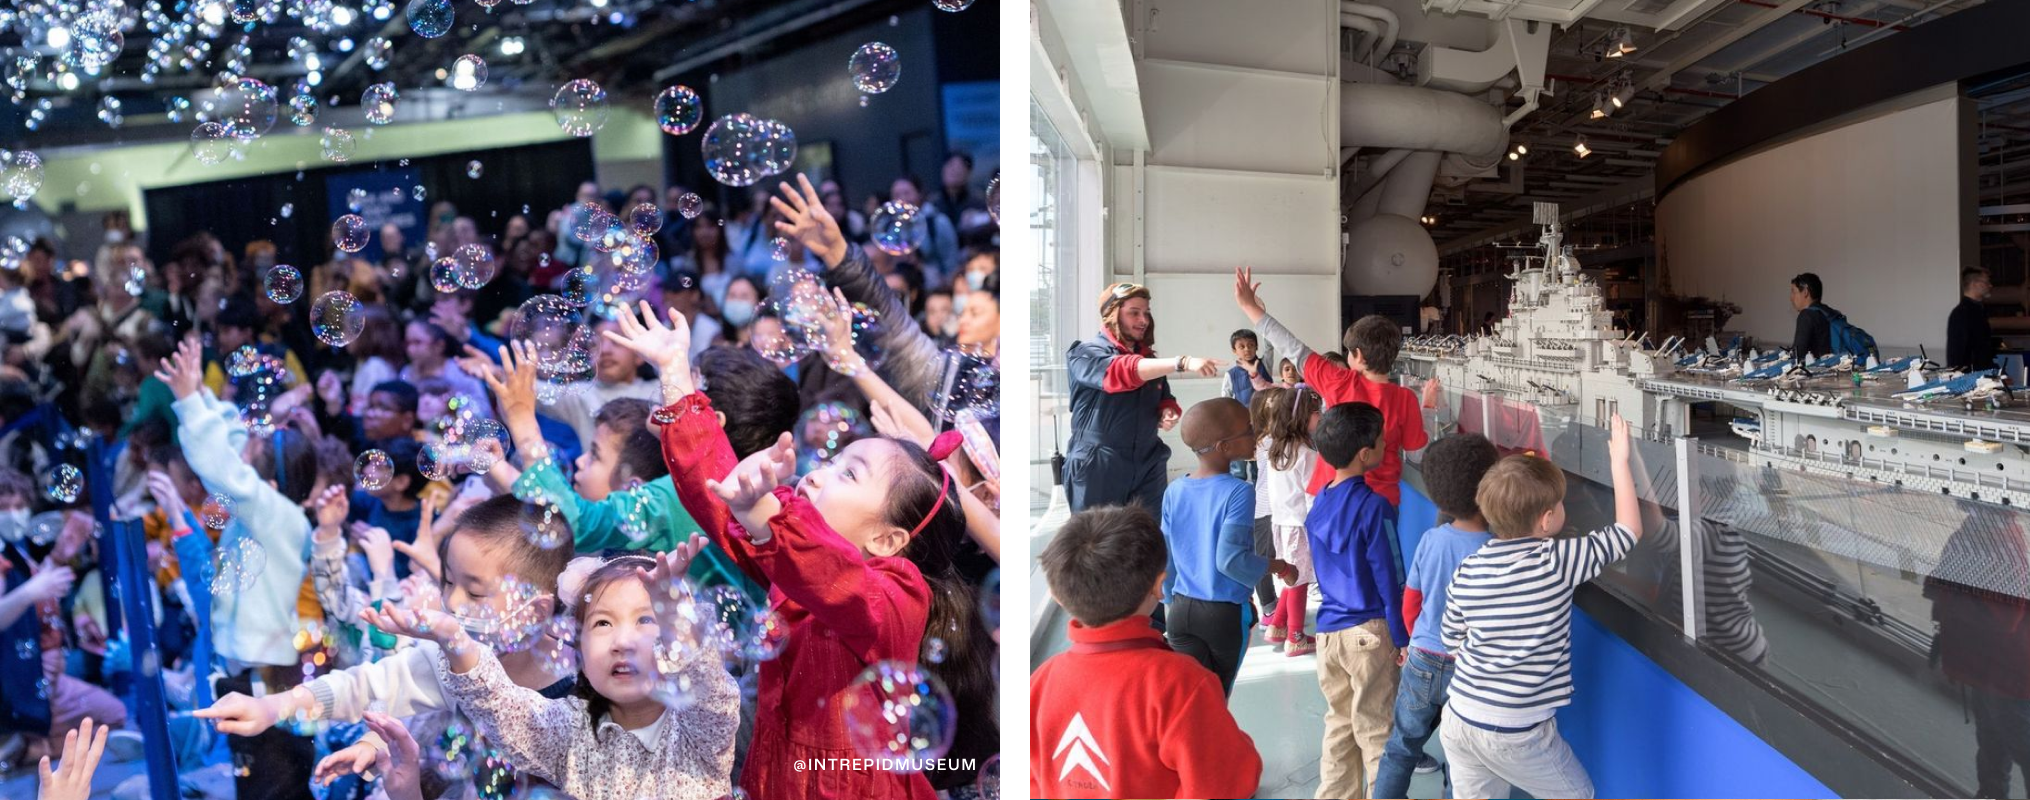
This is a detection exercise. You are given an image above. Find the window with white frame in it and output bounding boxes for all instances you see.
[1030,97,1081,515]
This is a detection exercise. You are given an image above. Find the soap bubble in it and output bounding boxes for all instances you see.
[985,176,999,224]
[1,150,43,204]
[280,204,294,219]
[849,42,901,93]
[870,201,926,256]
[841,661,957,766]
[263,265,304,304]
[551,79,609,137]
[406,0,454,38]
[169,96,194,124]
[560,266,596,306]
[97,97,123,129]
[362,83,399,125]
[654,85,702,135]
[28,512,65,545]
[453,244,496,289]
[449,55,486,91]
[975,755,1000,800]
[520,495,569,550]
[347,188,369,212]
[43,465,82,504]
[535,616,578,680]
[287,94,317,126]
[209,537,267,595]
[466,160,482,179]
[462,419,508,472]
[608,234,657,275]
[332,215,371,253]
[429,258,461,294]
[215,77,279,140]
[512,295,596,379]
[355,449,393,490]
[771,237,789,261]
[628,203,664,236]
[759,120,798,175]
[928,348,999,422]
[310,291,367,346]
[700,113,773,187]
[200,493,236,528]
[924,637,947,664]
[677,193,703,219]
[319,127,357,162]
[364,37,392,70]
[932,0,975,10]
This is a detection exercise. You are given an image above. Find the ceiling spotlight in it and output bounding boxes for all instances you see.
[1605,26,1636,57]
[1515,143,1528,155]
[1574,134,1592,158]
[500,36,525,56]
[1612,79,1636,109]
[1590,92,1610,119]
[1508,151,1520,161]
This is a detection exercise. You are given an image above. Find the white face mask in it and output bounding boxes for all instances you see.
[965,271,987,291]
[105,230,126,244]
[0,508,27,541]
[722,299,757,327]
[951,293,968,315]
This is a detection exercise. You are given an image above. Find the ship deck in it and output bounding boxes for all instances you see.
[1646,371,2030,444]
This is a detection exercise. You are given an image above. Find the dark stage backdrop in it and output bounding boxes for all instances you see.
[143,138,595,269]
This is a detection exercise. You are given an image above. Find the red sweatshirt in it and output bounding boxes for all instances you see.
[1030,616,1262,799]
[1300,355,1428,506]
[658,393,935,800]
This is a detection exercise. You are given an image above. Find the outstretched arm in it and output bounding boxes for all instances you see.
[1237,266,1327,373]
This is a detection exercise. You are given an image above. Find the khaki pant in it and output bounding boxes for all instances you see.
[1315,618,1400,799]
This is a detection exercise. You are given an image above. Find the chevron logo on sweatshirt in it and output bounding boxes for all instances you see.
[1053,712,1111,790]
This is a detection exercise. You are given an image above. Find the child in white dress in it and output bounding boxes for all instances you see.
[1254,384,1323,656]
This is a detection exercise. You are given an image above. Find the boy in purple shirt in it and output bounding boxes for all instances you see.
[1305,401,1406,798]
[1371,432,1501,798]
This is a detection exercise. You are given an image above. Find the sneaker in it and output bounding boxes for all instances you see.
[1414,754,1442,774]
[1285,634,1317,657]
[1265,626,1287,644]
[105,729,145,763]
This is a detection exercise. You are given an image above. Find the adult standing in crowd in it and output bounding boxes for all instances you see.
[1948,267,1996,372]
[1064,283,1222,514]
[1788,272,1836,359]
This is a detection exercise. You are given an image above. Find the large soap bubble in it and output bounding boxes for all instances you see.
[1,150,43,204]
[449,55,487,91]
[870,202,927,256]
[215,77,278,140]
[310,291,367,346]
[406,0,454,38]
[552,79,609,137]
[332,215,371,253]
[701,114,794,187]
[264,265,304,304]
[363,83,399,125]
[453,244,496,289]
[849,43,901,93]
[840,661,957,767]
[654,85,702,135]
[511,295,596,379]
[320,127,357,162]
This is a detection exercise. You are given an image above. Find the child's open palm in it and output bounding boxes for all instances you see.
[476,341,540,433]
[770,174,848,267]
[602,300,691,373]
[707,432,796,538]
[359,603,459,646]
[152,336,205,400]
[1607,410,1632,465]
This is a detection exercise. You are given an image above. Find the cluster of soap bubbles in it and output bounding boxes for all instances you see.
[654,85,703,136]
[225,346,296,433]
[761,271,886,369]
[552,79,610,137]
[208,536,267,595]
[928,349,1000,422]
[702,586,788,663]
[700,113,798,188]
[311,291,368,346]
[850,42,902,94]
[450,574,547,652]
[517,489,570,550]
[417,403,508,482]
[355,449,394,490]
[840,660,958,768]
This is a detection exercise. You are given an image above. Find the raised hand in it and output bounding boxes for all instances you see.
[390,495,441,581]
[153,336,205,400]
[357,603,460,646]
[36,716,108,800]
[477,342,540,442]
[309,484,349,531]
[312,740,380,787]
[362,712,425,800]
[350,523,395,581]
[602,300,691,374]
[771,173,848,267]
[868,398,933,449]
[1607,410,1632,466]
[706,432,796,538]
[21,561,75,603]
[811,285,861,368]
[1234,265,1268,324]
[1422,376,1443,409]
[316,371,345,411]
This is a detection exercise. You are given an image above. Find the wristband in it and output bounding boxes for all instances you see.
[1175,358,1187,373]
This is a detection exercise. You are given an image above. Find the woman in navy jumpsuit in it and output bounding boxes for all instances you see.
[1064,283,1221,513]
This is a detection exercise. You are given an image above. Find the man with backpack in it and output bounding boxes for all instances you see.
[1788,272,1877,363]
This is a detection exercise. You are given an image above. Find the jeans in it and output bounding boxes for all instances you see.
[1972,688,2030,798]
[1372,648,1454,798]
[1439,714,1593,800]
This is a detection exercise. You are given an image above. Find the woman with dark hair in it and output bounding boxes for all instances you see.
[669,207,733,307]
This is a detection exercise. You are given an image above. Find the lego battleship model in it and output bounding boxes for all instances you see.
[1400,202,2030,511]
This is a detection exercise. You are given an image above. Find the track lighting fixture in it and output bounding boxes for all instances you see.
[1573,134,1591,158]
[1605,26,1636,58]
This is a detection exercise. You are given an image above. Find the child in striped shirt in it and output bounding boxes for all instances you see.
[1437,413,1643,800]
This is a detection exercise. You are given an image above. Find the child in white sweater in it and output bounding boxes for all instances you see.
[1253,384,1323,656]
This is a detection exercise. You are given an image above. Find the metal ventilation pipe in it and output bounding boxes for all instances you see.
[1341,1,1400,62]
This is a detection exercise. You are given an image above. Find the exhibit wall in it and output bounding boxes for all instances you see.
[1398,483,1840,799]
[1656,89,1969,357]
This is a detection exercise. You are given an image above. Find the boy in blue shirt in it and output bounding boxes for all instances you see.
[1306,401,1407,799]
[1223,329,1271,485]
[1371,432,1501,797]
[1162,397,1293,696]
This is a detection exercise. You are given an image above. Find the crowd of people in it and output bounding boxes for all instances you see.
[3,153,1002,800]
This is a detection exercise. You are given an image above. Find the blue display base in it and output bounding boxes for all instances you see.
[1396,481,1836,799]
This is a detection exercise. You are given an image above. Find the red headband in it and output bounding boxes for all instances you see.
[908,432,965,539]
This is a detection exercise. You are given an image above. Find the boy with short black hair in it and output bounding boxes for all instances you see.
[1031,505,1264,799]
[1371,432,1502,797]
[1224,329,1270,484]
[1438,414,1643,800]
[1305,401,1407,799]
[1161,397,1291,696]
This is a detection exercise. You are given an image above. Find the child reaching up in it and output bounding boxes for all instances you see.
[604,300,998,800]
[364,547,739,800]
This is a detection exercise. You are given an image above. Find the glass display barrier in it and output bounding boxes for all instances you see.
[1410,382,2030,798]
